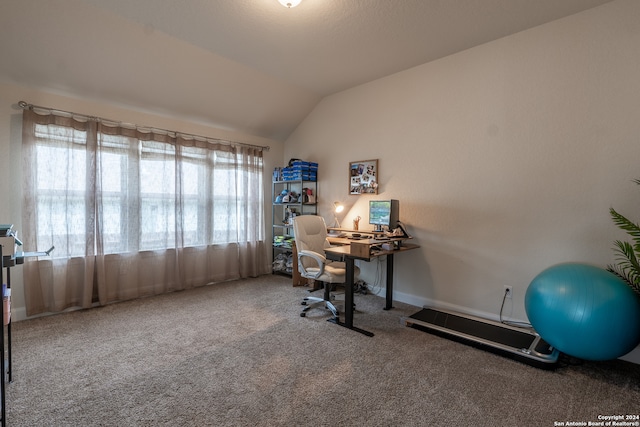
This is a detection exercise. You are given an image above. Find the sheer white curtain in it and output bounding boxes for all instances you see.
[21,109,268,316]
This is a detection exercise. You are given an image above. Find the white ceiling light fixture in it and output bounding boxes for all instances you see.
[278,0,301,8]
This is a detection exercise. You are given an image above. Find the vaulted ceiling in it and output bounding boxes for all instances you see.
[0,0,612,141]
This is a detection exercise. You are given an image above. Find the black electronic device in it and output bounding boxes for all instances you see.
[405,307,560,369]
[369,199,399,232]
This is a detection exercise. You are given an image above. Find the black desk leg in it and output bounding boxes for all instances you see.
[328,256,374,337]
[384,253,394,310]
[344,257,354,328]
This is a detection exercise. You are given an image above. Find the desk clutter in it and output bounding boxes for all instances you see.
[348,239,403,257]
[327,228,408,257]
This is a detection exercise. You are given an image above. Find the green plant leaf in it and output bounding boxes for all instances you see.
[608,178,640,295]
[606,265,640,295]
[610,208,640,240]
[610,208,640,253]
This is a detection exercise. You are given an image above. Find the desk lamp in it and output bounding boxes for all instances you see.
[333,202,344,228]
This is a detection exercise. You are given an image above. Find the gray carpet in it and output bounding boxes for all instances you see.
[5,274,640,426]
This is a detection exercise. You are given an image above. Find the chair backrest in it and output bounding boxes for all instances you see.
[292,215,329,269]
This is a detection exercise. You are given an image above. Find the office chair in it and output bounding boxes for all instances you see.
[292,215,359,319]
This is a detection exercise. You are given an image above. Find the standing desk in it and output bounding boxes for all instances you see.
[324,237,419,337]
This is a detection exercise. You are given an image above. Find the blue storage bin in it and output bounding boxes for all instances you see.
[280,162,317,181]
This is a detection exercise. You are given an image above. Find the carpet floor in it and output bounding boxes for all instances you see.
[5,274,640,426]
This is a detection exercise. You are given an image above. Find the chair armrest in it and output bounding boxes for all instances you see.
[298,249,326,279]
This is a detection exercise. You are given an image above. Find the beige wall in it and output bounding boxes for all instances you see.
[284,0,640,360]
[0,82,283,321]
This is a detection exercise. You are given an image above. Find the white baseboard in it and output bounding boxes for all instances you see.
[11,305,80,322]
[11,306,28,322]
[373,286,528,324]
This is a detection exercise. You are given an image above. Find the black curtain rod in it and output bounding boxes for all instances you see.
[17,101,270,152]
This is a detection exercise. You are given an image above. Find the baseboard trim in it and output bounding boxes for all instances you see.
[373,286,529,325]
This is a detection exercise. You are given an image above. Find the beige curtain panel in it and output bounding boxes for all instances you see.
[21,109,269,316]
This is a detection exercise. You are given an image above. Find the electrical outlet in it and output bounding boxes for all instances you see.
[504,286,513,299]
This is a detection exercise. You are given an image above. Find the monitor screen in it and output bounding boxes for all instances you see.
[369,200,399,231]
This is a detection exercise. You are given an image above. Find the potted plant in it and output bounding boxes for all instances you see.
[608,178,640,295]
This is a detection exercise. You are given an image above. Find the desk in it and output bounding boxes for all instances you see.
[324,238,419,336]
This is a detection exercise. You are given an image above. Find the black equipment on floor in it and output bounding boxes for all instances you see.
[405,307,560,369]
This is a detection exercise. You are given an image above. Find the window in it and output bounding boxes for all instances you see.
[22,109,268,316]
[31,123,264,257]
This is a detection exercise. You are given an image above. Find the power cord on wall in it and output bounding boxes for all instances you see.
[499,287,533,330]
[368,256,386,297]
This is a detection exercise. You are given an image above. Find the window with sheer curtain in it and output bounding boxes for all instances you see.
[21,109,269,316]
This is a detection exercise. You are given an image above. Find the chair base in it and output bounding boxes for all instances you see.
[300,296,339,318]
[300,282,340,319]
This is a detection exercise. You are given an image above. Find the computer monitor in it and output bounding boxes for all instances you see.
[369,199,399,232]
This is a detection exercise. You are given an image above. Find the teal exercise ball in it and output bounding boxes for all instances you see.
[525,262,640,361]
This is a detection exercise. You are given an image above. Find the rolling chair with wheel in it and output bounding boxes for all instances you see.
[292,215,359,319]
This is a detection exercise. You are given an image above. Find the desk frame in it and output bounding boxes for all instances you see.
[324,241,419,337]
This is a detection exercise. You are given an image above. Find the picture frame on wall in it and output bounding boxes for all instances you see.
[349,159,378,195]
